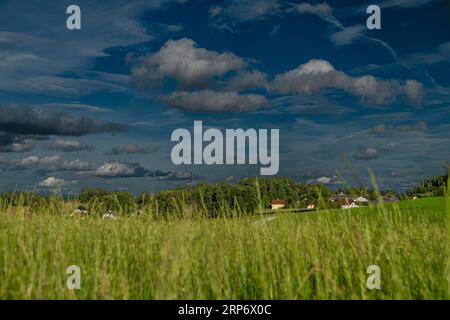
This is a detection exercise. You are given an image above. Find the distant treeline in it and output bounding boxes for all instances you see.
[0,174,447,216]
[406,174,448,197]
[80,177,335,216]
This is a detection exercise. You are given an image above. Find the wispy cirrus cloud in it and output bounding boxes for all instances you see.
[209,0,281,32]
[329,25,366,46]
[41,103,113,113]
[375,0,436,9]
[0,0,185,97]
[293,2,332,15]
[288,1,442,89]
[406,42,450,66]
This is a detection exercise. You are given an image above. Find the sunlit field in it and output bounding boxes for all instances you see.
[0,197,448,299]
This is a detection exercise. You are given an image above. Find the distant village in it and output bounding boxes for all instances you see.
[269,192,399,211]
[1,173,445,219]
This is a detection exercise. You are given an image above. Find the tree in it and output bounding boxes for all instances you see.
[79,188,108,204]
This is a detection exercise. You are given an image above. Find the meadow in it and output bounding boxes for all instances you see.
[0,196,448,299]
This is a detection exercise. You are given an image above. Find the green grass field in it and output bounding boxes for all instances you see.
[0,197,448,299]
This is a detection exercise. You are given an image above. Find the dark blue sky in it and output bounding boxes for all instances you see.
[0,0,449,194]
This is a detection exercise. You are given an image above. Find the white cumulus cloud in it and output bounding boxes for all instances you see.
[38,177,76,188]
[132,38,247,90]
[91,162,147,178]
[272,59,424,105]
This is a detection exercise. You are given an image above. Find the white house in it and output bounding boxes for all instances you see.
[342,202,358,209]
[271,199,286,210]
[354,196,369,205]
[102,210,118,220]
[71,205,88,218]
